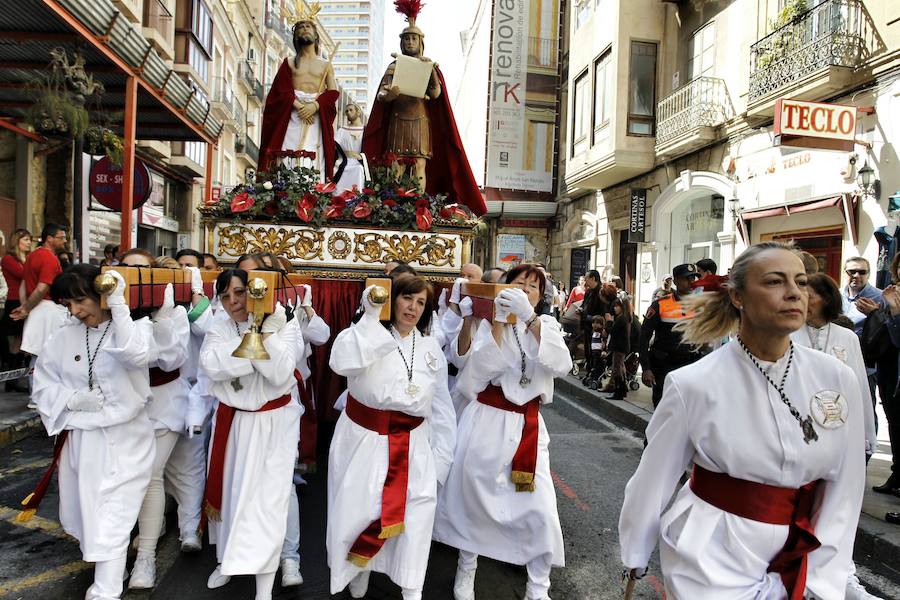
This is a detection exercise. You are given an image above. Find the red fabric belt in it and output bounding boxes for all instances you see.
[149,367,181,387]
[690,465,822,600]
[477,384,540,492]
[203,394,291,520]
[16,431,69,522]
[293,369,318,472]
[345,394,424,568]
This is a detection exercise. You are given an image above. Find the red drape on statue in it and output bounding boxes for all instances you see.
[308,279,365,421]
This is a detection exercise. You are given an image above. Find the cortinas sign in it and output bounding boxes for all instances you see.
[628,189,646,243]
[774,99,857,152]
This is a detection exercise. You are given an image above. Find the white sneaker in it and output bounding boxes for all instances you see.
[846,574,882,600]
[128,554,156,589]
[180,531,202,553]
[207,565,231,589]
[280,558,303,587]
[453,566,476,600]
[348,570,370,598]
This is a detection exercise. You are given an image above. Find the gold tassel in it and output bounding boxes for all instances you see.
[511,470,534,485]
[515,482,536,493]
[378,522,405,539]
[347,552,371,568]
[15,492,36,522]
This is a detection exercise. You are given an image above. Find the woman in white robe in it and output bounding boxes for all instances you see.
[199,268,300,600]
[327,274,456,600]
[433,264,573,600]
[619,242,865,600]
[31,265,154,600]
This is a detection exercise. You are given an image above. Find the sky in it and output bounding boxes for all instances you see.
[381,0,481,102]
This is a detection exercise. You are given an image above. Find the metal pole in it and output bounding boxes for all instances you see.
[72,135,83,261]
[120,75,137,250]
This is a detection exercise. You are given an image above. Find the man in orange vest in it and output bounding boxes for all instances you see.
[639,263,707,407]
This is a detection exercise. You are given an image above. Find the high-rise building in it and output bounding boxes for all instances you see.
[316,0,385,110]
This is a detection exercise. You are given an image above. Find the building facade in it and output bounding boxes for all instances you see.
[553,0,900,315]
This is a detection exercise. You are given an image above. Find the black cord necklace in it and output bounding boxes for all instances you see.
[85,320,113,391]
[511,325,530,387]
[390,326,418,396]
[737,336,818,444]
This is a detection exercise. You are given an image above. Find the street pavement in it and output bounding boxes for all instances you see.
[0,386,896,599]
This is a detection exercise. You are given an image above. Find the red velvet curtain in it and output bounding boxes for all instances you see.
[309,279,364,422]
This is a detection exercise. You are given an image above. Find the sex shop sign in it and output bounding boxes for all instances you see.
[89,156,152,211]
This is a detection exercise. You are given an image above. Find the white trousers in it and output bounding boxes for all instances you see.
[458,550,552,599]
[281,484,300,562]
[164,423,209,538]
[136,430,179,555]
[86,556,127,600]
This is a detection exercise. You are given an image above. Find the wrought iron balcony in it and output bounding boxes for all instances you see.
[240,61,264,102]
[211,77,235,120]
[528,37,558,69]
[235,133,259,165]
[749,0,874,102]
[142,0,173,50]
[655,76,734,158]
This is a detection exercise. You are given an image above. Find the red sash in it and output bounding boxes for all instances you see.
[293,370,318,472]
[15,431,69,522]
[345,394,424,567]
[203,394,292,520]
[149,367,181,387]
[690,465,822,600]
[477,384,540,492]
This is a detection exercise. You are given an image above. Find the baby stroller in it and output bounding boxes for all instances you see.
[623,352,641,391]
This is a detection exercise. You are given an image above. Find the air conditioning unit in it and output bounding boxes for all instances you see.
[247,48,257,63]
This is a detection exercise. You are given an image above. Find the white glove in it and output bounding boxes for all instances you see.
[300,284,313,308]
[438,288,448,312]
[449,277,467,305]
[106,270,127,307]
[261,303,287,333]
[186,266,203,295]
[361,285,384,318]
[67,388,104,412]
[459,296,473,318]
[154,283,175,320]
[493,294,511,323]
[497,288,535,322]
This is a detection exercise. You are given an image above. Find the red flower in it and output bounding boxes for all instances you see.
[337,189,357,202]
[398,187,418,198]
[352,202,372,219]
[230,192,254,213]
[295,193,317,222]
[415,205,433,231]
[315,181,336,194]
[400,156,417,166]
[382,198,397,208]
[262,200,279,216]
[415,198,429,210]
[384,152,398,164]
[439,203,468,220]
[325,195,347,220]
[363,187,376,196]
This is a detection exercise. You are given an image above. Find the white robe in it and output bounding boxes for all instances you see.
[327,315,456,593]
[619,341,865,600]
[433,316,572,567]
[282,90,324,180]
[334,125,365,193]
[146,306,190,432]
[32,315,155,562]
[199,317,300,576]
[22,298,67,355]
[791,323,877,455]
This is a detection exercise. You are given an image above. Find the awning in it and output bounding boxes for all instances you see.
[484,200,559,218]
[739,193,859,244]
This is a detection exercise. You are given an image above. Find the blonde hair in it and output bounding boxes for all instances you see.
[156,256,180,269]
[674,241,802,345]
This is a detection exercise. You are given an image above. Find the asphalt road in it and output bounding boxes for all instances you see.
[0,389,894,599]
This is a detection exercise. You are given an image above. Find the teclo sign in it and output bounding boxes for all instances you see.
[774,99,856,141]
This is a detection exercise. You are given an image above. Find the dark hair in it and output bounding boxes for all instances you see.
[387,274,434,334]
[202,253,219,267]
[611,296,633,324]
[292,20,320,54]
[585,269,600,281]
[844,256,870,270]
[389,263,418,278]
[696,258,717,274]
[807,272,843,323]
[591,315,605,325]
[40,222,67,243]
[236,253,265,270]
[891,252,900,284]
[215,268,248,296]
[176,249,203,265]
[120,248,158,267]
[257,252,282,270]
[504,264,548,314]
[51,263,100,303]
[59,251,75,268]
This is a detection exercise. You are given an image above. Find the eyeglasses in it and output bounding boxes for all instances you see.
[846,269,868,276]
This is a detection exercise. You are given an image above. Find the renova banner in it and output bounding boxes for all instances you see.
[485,0,552,193]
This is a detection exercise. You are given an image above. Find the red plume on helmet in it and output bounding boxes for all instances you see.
[394,0,424,20]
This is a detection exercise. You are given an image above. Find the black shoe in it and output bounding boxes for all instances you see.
[886,512,900,525]
[873,474,900,494]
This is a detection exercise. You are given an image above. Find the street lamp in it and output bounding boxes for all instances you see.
[728,196,742,219]
[857,161,878,198]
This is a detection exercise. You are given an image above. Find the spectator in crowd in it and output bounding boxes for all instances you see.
[460,263,483,282]
[0,228,31,391]
[176,249,204,269]
[877,278,900,497]
[844,257,883,337]
[59,251,75,269]
[11,223,67,363]
[481,267,506,283]
[566,275,586,309]
[652,275,673,301]
[202,253,220,271]
[100,243,119,267]
[691,258,719,292]
[579,270,604,364]
[605,297,634,400]
[585,315,605,388]
[800,251,820,274]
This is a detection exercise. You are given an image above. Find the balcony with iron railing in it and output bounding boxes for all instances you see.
[748,0,877,107]
[235,133,259,165]
[240,61,264,103]
[210,77,236,122]
[655,76,734,160]
[528,37,558,70]
[142,0,175,60]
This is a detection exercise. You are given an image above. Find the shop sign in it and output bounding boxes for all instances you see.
[500,218,547,229]
[628,189,646,243]
[774,99,856,151]
[89,156,152,211]
[497,234,527,267]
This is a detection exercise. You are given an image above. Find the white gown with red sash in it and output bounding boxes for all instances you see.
[326,314,456,593]
[199,317,300,576]
[619,341,864,600]
[432,316,571,568]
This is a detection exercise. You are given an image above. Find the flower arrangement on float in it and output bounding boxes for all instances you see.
[206,151,477,232]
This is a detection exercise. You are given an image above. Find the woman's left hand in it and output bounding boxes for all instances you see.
[497,288,535,322]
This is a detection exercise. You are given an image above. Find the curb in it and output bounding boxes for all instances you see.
[0,410,41,449]
[557,374,900,577]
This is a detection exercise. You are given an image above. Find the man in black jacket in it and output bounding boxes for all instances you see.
[579,270,605,366]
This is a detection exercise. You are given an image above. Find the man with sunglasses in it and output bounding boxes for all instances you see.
[843,257,884,336]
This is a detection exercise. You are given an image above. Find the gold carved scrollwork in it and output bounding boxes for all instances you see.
[217,225,324,260]
[327,231,352,260]
[352,233,457,267]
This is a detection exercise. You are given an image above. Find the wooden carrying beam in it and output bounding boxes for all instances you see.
[100,266,191,309]
[200,269,220,298]
[461,282,518,324]
[365,277,392,321]
[245,270,307,315]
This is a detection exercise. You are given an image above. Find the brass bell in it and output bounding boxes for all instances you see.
[94,273,117,295]
[368,285,389,305]
[232,329,270,360]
